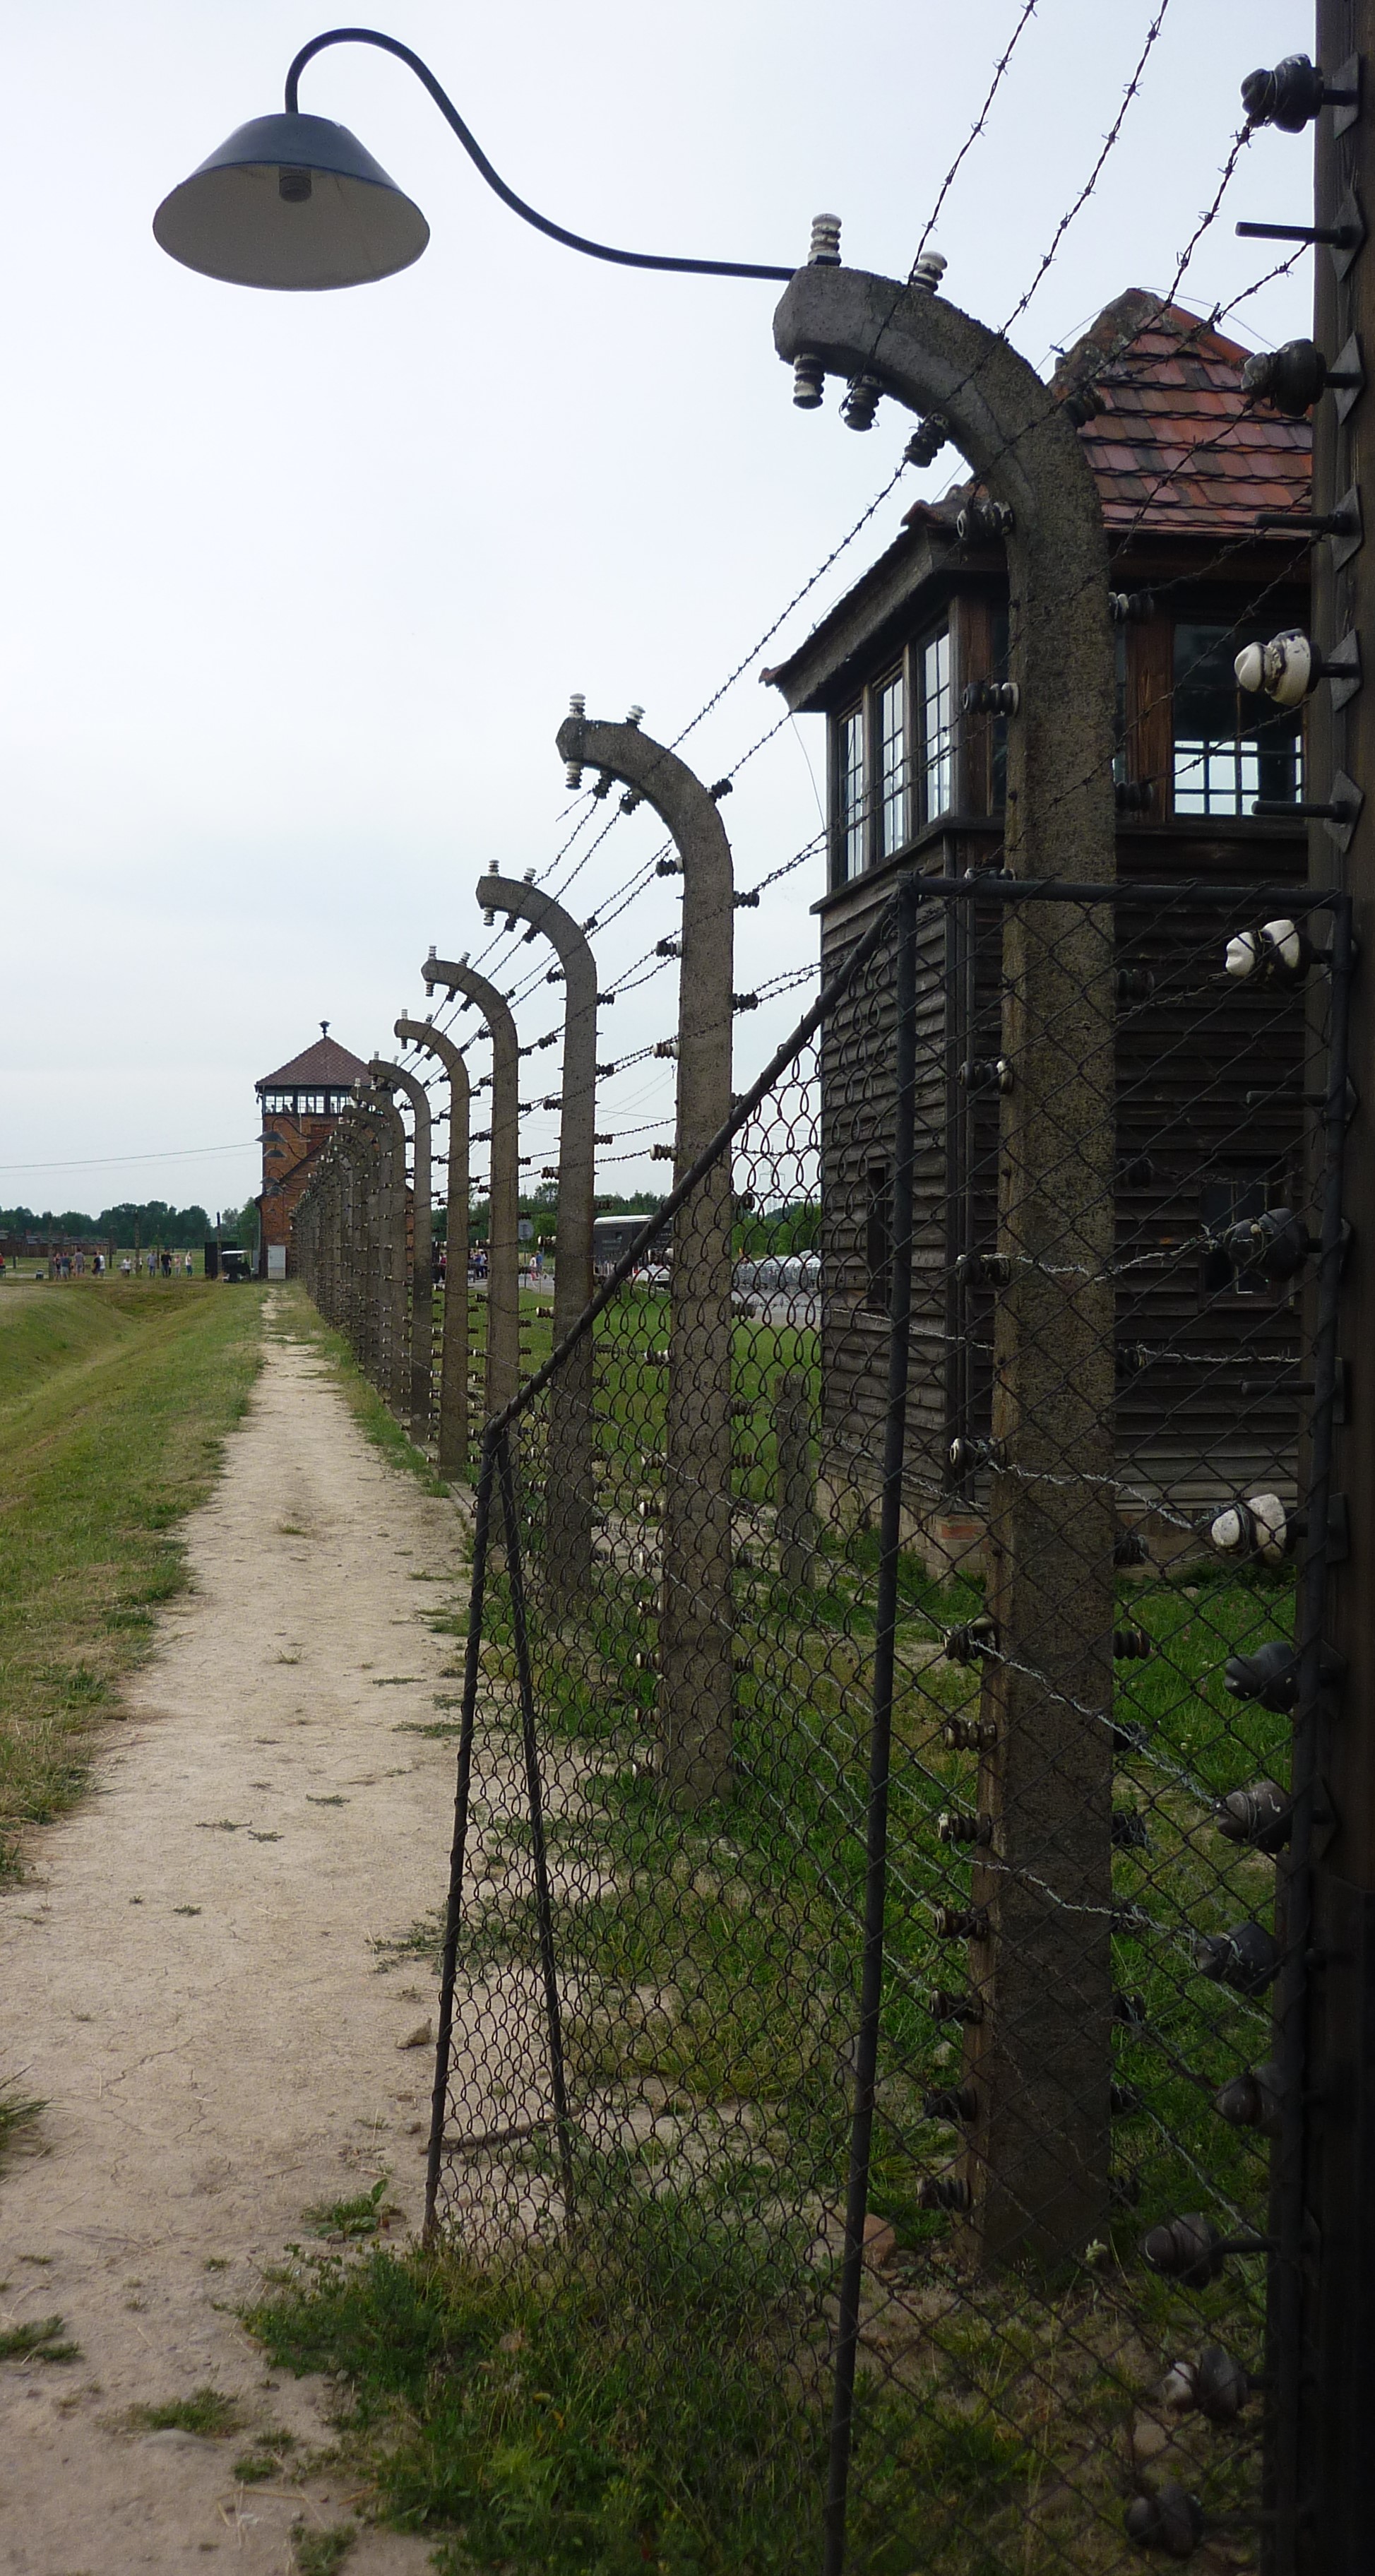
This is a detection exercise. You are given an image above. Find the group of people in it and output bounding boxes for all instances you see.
[115,1251,196,1278]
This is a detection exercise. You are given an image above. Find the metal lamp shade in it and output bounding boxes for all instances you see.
[153,112,429,290]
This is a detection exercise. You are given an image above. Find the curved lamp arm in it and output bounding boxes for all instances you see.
[285,28,793,281]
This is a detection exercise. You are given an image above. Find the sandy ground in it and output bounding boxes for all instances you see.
[0,1309,470,2574]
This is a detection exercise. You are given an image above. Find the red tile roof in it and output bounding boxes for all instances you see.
[256,1032,370,1091]
[906,288,1311,540]
[1062,289,1310,531]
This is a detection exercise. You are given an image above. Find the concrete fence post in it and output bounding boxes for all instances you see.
[773,257,1116,2265]
[775,1368,817,1591]
[422,955,521,1422]
[554,711,735,1808]
[474,869,599,1601]
[395,1014,472,1480]
[371,1057,434,1445]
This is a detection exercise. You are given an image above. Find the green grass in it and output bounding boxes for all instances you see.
[124,2385,244,2436]
[0,1281,263,1880]
[254,1524,1280,2572]
[292,2523,357,2574]
[0,2313,81,2364]
[0,2082,43,2168]
[248,2222,964,2576]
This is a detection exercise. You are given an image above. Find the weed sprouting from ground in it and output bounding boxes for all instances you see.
[0,2314,80,2364]
[124,2385,243,2436]
[291,2522,357,2574]
[302,2176,398,2242]
[0,2083,43,2168]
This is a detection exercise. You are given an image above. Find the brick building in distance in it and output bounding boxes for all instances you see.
[255,1023,370,1278]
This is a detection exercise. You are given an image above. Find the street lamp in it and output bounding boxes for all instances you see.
[153,26,793,292]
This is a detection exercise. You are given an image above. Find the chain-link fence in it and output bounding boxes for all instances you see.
[415,874,1347,2575]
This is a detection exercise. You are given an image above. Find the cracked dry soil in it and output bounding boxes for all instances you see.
[0,1315,468,2572]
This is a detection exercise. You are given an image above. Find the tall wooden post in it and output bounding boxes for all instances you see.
[1273,12,1374,2561]
[396,1014,472,1480]
[774,252,1116,2263]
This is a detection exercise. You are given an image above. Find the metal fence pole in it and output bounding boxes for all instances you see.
[823,880,918,2574]
[371,1056,434,1445]
[475,869,600,1600]
[555,710,736,1807]
[423,954,521,1420]
[396,1014,472,1481]
[774,255,1117,2262]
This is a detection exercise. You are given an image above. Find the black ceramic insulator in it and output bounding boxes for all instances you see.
[1193,1921,1281,1997]
[1141,2213,1225,2289]
[1114,1627,1153,1660]
[933,1905,989,1941]
[929,1988,984,2024]
[1215,1779,1293,1853]
[1112,1810,1151,1851]
[1117,966,1156,1003]
[1124,2483,1206,2558]
[923,2083,977,2124]
[917,2175,973,2212]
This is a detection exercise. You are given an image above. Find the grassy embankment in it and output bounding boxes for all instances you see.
[0,1278,264,1884]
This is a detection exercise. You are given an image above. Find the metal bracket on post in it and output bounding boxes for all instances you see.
[553,711,736,1807]
[396,1016,472,1480]
[423,958,521,1423]
[371,1057,433,1444]
[474,872,599,1601]
[773,260,1117,2272]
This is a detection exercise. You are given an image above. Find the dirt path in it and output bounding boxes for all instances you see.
[0,1309,468,2574]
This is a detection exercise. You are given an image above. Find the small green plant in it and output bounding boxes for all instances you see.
[0,2082,43,2166]
[124,2386,243,2436]
[291,2522,356,2575]
[302,2175,397,2241]
[232,2426,298,2483]
[0,2314,80,2364]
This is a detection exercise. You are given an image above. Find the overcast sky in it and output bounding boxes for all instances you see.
[1,0,1315,1221]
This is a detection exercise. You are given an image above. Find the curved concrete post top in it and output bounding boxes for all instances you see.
[395,1015,472,1106]
[771,263,1097,540]
[551,718,732,907]
[771,263,1113,882]
[421,954,518,1068]
[369,1055,431,1127]
[474,872,598,1013]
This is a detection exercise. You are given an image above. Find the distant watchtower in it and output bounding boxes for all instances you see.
[255,1021,369,1278]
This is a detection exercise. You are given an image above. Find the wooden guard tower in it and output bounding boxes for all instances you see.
[255,1023,370,1278]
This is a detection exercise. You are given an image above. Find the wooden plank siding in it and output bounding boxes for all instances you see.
[816,827,1309,1554]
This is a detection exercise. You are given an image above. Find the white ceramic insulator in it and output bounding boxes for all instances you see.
[1263,918,1304,973]
[1246,1492,1290,1565]
[1210,1505,1246,1553]
[1225,931,1261,979]
[1234,642,1265,693]
[1263,630,1315,707]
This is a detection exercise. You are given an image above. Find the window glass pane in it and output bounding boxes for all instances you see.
[1173,622,1303,817]
[879,673,907,856]
[922,630,953,819]
[839,706,866,880]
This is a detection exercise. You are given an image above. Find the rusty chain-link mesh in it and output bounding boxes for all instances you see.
[306,878,1347,2574]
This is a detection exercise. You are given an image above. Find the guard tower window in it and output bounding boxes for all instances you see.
[1173,622,1303,817]
[879,672,907,857]
[838,706,867,884]
[920,629,953,820]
